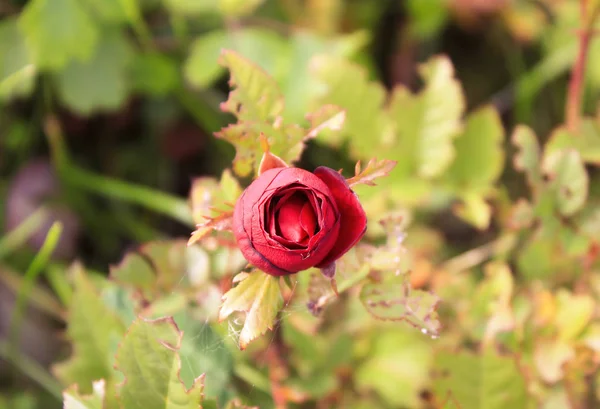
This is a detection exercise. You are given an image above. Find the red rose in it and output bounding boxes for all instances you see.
[233,166,367,276]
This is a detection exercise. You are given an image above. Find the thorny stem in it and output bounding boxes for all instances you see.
[565,0,600,132]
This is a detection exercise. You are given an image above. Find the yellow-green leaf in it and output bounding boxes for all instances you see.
[311,56,390,155]
[53,264,125,395]
[184,28,287,89]
[63,380,105,409]
[347,158,397,187]
[356,329,433,407]
[115,317,205,409]
[545,119,600,165]
[542,149,588,216]
[218,0,265,17]
[55,32,133,115]
[162,0,217,15]
[360,275,441,336]
[555,290,595,342]
[454,192,492,230]
[512,125,543,191]
[219,270,283,349]
[446,106,505,191]
[432,348,531,409]
[218,50,284,122]
[0,19,35,100]
[389,56,465,178]
[19,0,98,70]
[109,253,155,299]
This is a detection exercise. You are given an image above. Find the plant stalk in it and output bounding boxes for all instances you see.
[565,0,599,131]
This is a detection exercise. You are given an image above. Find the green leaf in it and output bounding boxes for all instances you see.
[446,106,505,191]
[0,394,37,409]
[184,28,287,89]
[218,0,264,16]
[355,328,433,407]
[55,32,133,115]
[389,55,465,178]
[0,65,36,102]
[131,52,178,96]
[109,253,156,299]
[63,380,105,409]
[188,211,233,255]
[512,125,543,191]
[311,55,390,155]
[215,119,322,177]
[0,19,35,100]
[360,275,441,336]
[81,0,135,22]
[115,317,205,409]
[53,264,125,394]
[138,240,208,291]
[347,158,397,187]
[189,170,241,224]
[432,348,531,409]
[542,149,589,216]
[282,30,368,122]
[544,120,600,165]
[163,0,218,15]
[112,240,213,299]
[171,312,233,403]
[516,225,569,280]
[213,124,260,177]
[19,0,98,70]
[219,270,283,349]
[305,104,346,140]
[406,0,449,40]
[218,49,284,122]
[468,262,515,341]
[555,290,595,342]
[454,192,492,230]
[440,395,463,409]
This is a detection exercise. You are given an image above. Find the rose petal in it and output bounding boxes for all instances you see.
[313,166,367,267]
[266,186,318,249]
[233,167,342,276]
[277,192,308,243]
[299,201,317,237]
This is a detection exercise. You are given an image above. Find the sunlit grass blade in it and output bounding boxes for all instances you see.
[0,208,48,261]
[8,222,63,353]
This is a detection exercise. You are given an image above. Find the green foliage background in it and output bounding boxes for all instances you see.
[1,0,600,408]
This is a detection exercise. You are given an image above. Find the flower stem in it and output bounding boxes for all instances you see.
[565,0,599,132]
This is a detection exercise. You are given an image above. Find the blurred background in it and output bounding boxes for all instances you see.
[1,0,600,408]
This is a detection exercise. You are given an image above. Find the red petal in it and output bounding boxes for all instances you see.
[233,167,341,276]
[313,166,367,267]
[277,192,308,242]
[299,201,317,237]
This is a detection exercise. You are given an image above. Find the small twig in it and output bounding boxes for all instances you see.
[440,234,516,274]
[565,0,600,132]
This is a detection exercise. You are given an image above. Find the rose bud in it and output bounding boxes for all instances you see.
[233,165,367,276]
